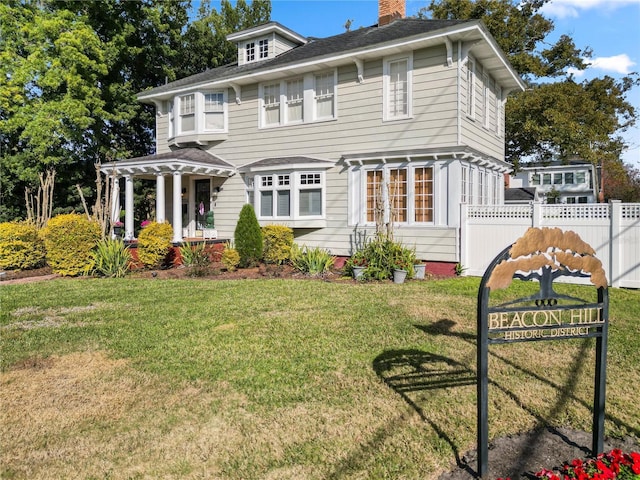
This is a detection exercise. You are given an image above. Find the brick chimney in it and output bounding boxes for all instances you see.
[379,0,405,26]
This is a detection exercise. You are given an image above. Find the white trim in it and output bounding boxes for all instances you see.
[383,52,413,122]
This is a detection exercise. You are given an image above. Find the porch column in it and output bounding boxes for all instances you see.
[172,172,183,243]
[110,177,120,223]
[124,175,135,240]
[156,174,166,223]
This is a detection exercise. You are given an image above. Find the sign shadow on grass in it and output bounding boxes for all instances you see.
[372,349,477,474]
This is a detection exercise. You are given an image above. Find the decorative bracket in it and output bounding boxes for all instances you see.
[229,82,241,104]
[354,58,364,83]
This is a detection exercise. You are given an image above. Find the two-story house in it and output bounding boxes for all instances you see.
[508,160,599,204]
[103,0,524,271]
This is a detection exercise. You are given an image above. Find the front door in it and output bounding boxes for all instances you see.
[195,179,211,236]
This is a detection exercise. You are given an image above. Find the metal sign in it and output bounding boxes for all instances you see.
[476,227,609,478]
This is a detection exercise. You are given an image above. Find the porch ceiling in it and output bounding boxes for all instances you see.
[101,148,237,177]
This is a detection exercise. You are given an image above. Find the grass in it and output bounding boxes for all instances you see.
[1,277,638,479]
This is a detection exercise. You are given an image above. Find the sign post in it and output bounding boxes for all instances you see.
[476,227,609,478]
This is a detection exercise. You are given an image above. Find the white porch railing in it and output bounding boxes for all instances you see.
[460,201,640,288]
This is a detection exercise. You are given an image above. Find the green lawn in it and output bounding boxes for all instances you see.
[1,277,638,479]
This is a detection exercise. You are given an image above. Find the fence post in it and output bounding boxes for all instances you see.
[609,200,622,288]
[532,202,542,227]
[460,203,468,268]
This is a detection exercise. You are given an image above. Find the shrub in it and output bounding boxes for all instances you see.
[262,225,294,264]
[349,236,416,281]
[91,239,131,278]
[179,241,210,276]
[291,244,335,276]
[0,221,46,270]
[179,241,210,268]
[221,243,240,272]
[42,213,101,276]
[136,221,173,268]
[234,204,263,267]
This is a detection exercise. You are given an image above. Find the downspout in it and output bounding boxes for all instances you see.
[457,40,462,147]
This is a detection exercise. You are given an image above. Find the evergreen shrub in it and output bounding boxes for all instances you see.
[234,204,263,267]
[262,225,294,264]
[42,213,101,276]
[136,221,173,268]
[0,221,46,270]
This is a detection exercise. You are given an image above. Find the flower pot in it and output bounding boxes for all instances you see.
[352,266,365,280]
[413,263,426,280]
[393,269,407,284]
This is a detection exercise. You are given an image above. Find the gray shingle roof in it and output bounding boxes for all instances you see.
[124,148,234,168]
[139,18,470,98]
[240,156,334,170]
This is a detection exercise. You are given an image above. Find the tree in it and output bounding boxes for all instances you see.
[602,158,640,203]
[423,0,639,170]
[234,204,263,267]
[176,0,271,78]
[0,2,109,220]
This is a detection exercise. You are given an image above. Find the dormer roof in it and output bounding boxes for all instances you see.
[226,21,307,45]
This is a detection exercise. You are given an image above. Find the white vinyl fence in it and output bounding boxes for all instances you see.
[460,201,640,288]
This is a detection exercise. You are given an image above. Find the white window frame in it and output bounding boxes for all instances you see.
[314,71,336,121]
[258,70,337,128]
[261,83,281,126]
[170,90,228,139]
[258,39,269,59]
[461,166,469,204]
[246,41,255,62]
[496,86,503,137]
[357,163,436,226]
[383,53,413,121]
[254,171,326,220]
[178,93,196,134]
[466,57,476,119]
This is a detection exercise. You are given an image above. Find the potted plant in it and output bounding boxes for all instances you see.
[112,220,124,238]
[391,246,416,284]
[347,250,368,280]
[414,261,426,280]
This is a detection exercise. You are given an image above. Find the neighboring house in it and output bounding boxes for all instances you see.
[102,0,525,268]
[508,161,598,204]
[504,186,539,204]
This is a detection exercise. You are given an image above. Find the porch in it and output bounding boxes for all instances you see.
[102,148,236,242]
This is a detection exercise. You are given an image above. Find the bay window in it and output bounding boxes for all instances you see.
[255,171,325,220]
[170,90,228,139]
[363,165,434,225]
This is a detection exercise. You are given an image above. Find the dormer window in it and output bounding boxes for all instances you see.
[259,39,269,59]
[246,42,255,62]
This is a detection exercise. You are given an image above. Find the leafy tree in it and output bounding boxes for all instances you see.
[423,0,639,170]
[602,158,640,203]
[234,204,263,267]
[176,0,271,78]
[0,2,109,220]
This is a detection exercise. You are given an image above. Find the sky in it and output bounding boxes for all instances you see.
[211,0,640,168]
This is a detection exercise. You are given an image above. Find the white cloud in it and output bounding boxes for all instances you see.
[587,54,636,75]
[541,0,640,19]
[567,54,636,77]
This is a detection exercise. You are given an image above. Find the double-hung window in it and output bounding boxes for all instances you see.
[170,91,227,140]
[286,79,304,123]
[384,55,412,120]
[263,83,281,126]
[179,94,195,133]
[260,71,336,127]
[255,171,325,220]
[314,72,335,119]
[363,165,434,225]
[204,93,224,131]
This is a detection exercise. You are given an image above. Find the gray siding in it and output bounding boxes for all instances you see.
[149,42,510,263]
